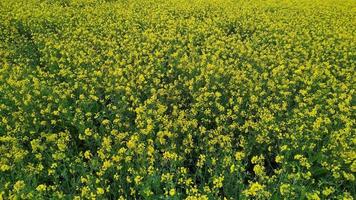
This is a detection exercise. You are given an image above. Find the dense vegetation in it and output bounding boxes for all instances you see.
[0,0,355,199]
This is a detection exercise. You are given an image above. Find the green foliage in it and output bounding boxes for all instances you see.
[0,0,355,199]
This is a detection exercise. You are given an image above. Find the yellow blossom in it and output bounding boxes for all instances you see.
[36,184,47,192]
[97,187,105,195]
[169,188,176,196]
[243,182,265,197]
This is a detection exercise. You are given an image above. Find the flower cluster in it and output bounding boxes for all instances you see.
[0,0,355,199]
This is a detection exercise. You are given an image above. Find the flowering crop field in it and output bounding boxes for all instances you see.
[0,0,355,199]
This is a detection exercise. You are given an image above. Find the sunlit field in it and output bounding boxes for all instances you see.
[0,0,355,199]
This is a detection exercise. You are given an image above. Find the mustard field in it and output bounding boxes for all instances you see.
[0,0,355,199]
